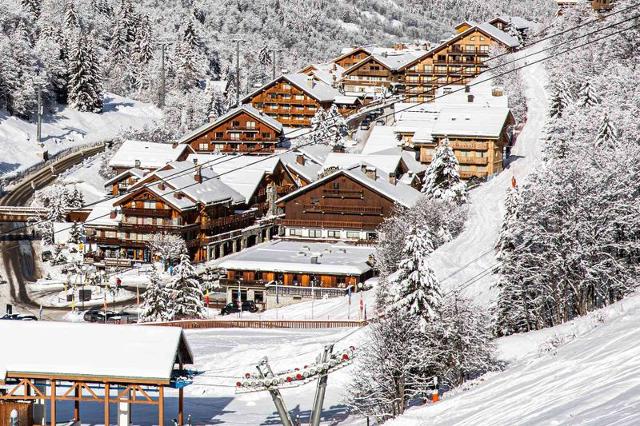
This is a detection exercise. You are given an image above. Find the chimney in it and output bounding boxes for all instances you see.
[388,174,397,185]
[158,182,166,191]
[306,75,315,88]
[492,87,504,97]
[296,154,306,166]
[194,165,202,183]
[362,165,377,180]
[134,159,141,168]
[310,256,319,264]
[208,112,217,123]
[465,85,471,93]
[193,157,199,165]
[172,142,178,149]
[110,210,117,219]
[175,192,183,200]
[467,94,475,103]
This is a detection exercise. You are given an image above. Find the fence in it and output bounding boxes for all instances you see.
[148,319,368,329]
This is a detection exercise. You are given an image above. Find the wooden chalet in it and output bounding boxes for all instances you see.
[277,164,422,242]
[217,240,376,308]
[0,321,193,426]
[85,157,297,264]
[241,73,341,127]
[177,105,284,154]
[333,47,373,70]
[341,52,421,97]
[104,168,146,196]
[401,22,521,102]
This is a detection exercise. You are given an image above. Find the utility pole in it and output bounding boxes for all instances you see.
[231,39,245,107]
[160,43,167,108]
[271,49,282,80]
[36,83,42,148]
[256,357,293,426]
[310,344,334,426]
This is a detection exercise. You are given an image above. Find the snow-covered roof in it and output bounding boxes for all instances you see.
[434,78,510,108]
[455,20,478,29]
[371,52,423,70]
[402,150,428,174]
[361,126,403,155]
[296,144,333,165]
[279,165,422,209]
[217,240,375,276]
[177,105,283,145]
[432,107,512,139]
[333,95,361,106]
[474,22,521,48]
[188,154,282,202]
[242,73,340,104]
[103,168,147,187]
[494,15,536,30]
[108,140,193,170]
[322,152,402,176]
[0,321,193,384]
[279,151,322,183]
[85,196,123,227]
[306,62,345,86]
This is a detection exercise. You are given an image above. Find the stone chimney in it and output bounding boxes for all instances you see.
[467,94,475,103]
[388,174,397,185]
[194,165,202,183]
[296,154,305,166]
[465,85,471,93]
[492,87,504,97]
[362,165,377,180]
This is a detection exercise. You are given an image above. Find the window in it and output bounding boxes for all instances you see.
[479,45,489,52]
[346,231,360,239]
[262,132,271,139]
[332,182,340,189]
[143,201,155,209]
[480,36,485,41]
[215,132,224,138]
[309,229,322,238]
[230,133,240,141]
[465,45,475,52]
[295,95,305,100]
[144,217,153,225]
[199,143,208,151]
[282,83,291,90]
[328,230,340,238]
[246,133,255,139]
[232,120,240,127]
[288,228,303,237]
[470,36,476,41]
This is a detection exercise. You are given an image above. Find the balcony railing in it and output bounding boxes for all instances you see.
[450,141,489,151]
[457,156,489,166]
[205,210,258,229]
[322,189,364,199]
[302,204,383,216]
[278,218,375,230]
[122,208,173,218]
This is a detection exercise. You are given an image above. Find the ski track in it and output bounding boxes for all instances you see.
[432,46,549,306]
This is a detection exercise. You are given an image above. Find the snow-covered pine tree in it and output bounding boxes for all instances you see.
[422,138,467,204]
[548,81,573,119]
[21,0,41,20]
[69,221,83,244]
[578,80,600,107]
[167,252,206,320]
[175,21,206,92]
[594,112,618,148]
[389,225,442,331]
[64,1,80,31]
[139,267,171,322]
[147,233,186,269]
[68,31,103,113]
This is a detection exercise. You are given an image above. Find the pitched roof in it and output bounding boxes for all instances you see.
[103,168,147,187]
[432,107,513,138]
[108,140,193,170]
[344,52,422,76]
[279,151,323,183]
[278,165,422,209]
[242,73,340,104]
[0,321,193,384]
[322,152,403,176]
[177,104,283,145]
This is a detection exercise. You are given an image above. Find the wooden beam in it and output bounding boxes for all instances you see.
[74,385,80,421]
[105,382,110,426]
[178,388,184,426]
[159,386,164,426]
[50,379,56,426]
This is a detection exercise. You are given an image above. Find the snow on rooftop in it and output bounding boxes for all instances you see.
[279,151,322,182]
[283,73,341,102]
[322,152,402,176]
[217,240,375,276]
[433,107,511,138]
[108,140,191,170]
[0,321,192,383]
[84,196,121,227]
[333,95,361,105]
[361,126,403,155]
[370,51,424,71]
[475,22,521,48]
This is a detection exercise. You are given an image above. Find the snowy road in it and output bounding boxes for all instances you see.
[431,47,549,305]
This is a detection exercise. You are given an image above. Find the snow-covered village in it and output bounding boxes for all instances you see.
[0,0,638,424]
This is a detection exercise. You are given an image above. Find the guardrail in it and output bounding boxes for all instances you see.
[147,319,368,329]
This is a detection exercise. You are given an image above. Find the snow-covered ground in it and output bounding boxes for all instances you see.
[0,93,162,177]
[390,292,640,425]
[430,45,549,305]
[56,153,109,204]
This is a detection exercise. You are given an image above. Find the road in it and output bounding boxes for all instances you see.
[430,45,549,305]
[0,144,105,318]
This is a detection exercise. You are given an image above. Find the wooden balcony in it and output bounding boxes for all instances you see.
[302,205,383,216]
[121,208,173,218]
[451,141,489,151]
[322,189,364,199]
[457,156,489,166]
[205,210,258,229]
[119,222,200,232]
[460,171,488,179]
[278,218,375,230]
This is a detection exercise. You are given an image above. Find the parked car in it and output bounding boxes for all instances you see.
[220,301,259,315]
[114,310,139,323]
[360,121,370,131]
[83,309,118,323]
[376,119,385,125]
[0,313,38,321]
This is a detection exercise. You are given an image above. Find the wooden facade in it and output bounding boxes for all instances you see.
[334,47,372,70]
[181,108,283,154]
[225,269,367,289]
[342,56,403,96]
[278,171,398,241]
[244,76,335,127]
[403,27,516,102]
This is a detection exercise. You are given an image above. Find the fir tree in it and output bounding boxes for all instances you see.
[64,1,80,31]
[69,221,83,244]
[175,21,205,91]
[594,113,618,148]
[422,138,467,204]
[548,81,572,119]
[140,267,171,322]
[389,225,442,331]
[68,31,103,113]
[167,253,206,320]
[578,80,600,107]
[21,0,42,19]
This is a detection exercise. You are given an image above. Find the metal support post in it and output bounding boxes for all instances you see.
[310,344,334,426]
[256,358,293,426]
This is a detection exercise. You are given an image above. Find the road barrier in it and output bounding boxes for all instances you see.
[147,319,368,329]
